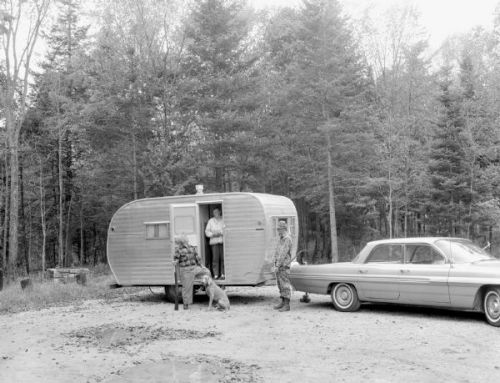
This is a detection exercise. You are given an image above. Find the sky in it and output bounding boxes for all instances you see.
[251,0,499,48]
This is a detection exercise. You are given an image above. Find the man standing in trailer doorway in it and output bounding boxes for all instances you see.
[272,220,293,312]
[205,207,225,279]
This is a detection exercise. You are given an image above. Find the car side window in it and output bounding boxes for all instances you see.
[407,245,445,265]
[366,244,403,263]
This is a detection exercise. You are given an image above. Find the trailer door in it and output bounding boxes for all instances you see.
[171,203,199,253]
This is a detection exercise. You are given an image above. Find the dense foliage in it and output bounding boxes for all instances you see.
[2,0,500,283]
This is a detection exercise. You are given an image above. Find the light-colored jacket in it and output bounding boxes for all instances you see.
[205,217,224,245]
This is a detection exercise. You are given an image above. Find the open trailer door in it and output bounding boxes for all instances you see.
[171,203,200,254]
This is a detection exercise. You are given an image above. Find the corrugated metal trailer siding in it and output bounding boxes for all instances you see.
[107,193,298,286]
[108,199,173,285]
[223,194,266,284]
[253,194,299,262]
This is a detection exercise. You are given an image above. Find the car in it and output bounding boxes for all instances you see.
[290,237,500,326]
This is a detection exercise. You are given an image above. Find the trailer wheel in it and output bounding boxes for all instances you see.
[164,285,182,303]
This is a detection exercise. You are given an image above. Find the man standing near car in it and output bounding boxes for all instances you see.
[272,220,293,312]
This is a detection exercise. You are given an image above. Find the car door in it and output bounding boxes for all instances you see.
[356,244,402,300]
[398,244,451,305]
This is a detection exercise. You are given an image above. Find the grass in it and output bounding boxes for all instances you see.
[0,264,146,315]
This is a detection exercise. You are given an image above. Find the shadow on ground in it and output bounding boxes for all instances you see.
[116,287,275,306]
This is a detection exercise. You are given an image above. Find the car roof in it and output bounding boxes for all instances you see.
[367,237,469,246]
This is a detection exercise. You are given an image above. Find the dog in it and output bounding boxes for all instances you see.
[202,275,230,311]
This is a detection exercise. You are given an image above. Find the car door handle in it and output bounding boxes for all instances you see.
[400,269,410,273]
[358,269,368,274]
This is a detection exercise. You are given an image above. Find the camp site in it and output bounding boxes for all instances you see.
[107,191,298,299]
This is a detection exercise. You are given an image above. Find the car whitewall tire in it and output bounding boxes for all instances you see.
[331,283,361,312]
[484,288,500,327]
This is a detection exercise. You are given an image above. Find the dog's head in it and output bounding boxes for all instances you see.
[201,274,212,287]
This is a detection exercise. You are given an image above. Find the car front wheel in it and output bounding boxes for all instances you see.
[484,288,500,327]
[331,283,361,312]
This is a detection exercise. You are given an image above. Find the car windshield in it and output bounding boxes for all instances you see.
[434,239,494,263]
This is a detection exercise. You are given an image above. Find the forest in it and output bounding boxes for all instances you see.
[2,0,500,287]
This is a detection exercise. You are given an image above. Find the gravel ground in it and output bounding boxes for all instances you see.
[1,285,500,382]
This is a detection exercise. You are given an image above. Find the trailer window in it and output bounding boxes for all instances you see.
[174,216,195,235]
[273,216,296,238]
[145,222,170,239]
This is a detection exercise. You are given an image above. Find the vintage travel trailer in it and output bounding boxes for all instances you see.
[107,191,298,300]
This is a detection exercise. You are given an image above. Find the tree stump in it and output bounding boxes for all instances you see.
[76,272,87,286]
[20,278,33,290]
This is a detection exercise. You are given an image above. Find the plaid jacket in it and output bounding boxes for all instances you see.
[175,248,201,267]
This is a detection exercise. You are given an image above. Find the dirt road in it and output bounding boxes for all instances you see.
[1,286,499,382]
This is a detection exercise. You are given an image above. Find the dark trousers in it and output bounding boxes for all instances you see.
[205,248,214,277]
[212,243,224,277]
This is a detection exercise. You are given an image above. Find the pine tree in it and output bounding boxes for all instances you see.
[428,66,470,235]
[30,0,89,267]
[180,0,261,192]
[263,0,372,261]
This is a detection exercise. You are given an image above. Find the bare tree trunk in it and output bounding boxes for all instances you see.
[0,152,7,290]
[313,214,320,264]
[65,193,73,266]
[215,167,223,192]
[404,187,408,238]
[92,224,97,266]
[467,164,474,238]
[387,165,393,239]
[325,132,338,262]
[27,199,33,276]
[225,168,231,192]
[20,161,30,275]
[8,122,20,278]
[39,159,47,278]
[58,123,64,267]
[394,202,400,238]
[132,133,138,200]
[2,150,9,287]
[295,198,309,256]
[80,202,84,265]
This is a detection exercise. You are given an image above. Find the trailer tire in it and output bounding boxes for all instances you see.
[164,285,182,303]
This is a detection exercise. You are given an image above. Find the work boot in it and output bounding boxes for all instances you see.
[279,298,290,312]
[273,297,285,310]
